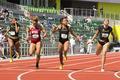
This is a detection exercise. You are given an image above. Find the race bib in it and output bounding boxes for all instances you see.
[9,31,15,36]
[61,34,68,39]
[102,33,108,38]
[32,34,39,38]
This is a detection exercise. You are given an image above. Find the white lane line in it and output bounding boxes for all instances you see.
[114,71,120,78]
[17,69,34,80]
[16,56,120,80]
[68,60,120,80]
[0,55,100,72]
[15,54,120,71]
[17,69,73,80]
[52,56,120,68]
[6,55,120,71]
[11,55,99,80]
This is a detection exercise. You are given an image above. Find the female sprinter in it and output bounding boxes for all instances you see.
[26,16,47,69]
[87,19,115,72]
[52,17,80,70]
[7,18,20,62]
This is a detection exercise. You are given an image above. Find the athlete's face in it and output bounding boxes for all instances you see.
[32,20,37,25]
[11,18,17,25]
[61,18,68,25]
[103,19,109,26]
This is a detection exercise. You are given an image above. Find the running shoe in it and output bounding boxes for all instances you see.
[101,68,105,72]
[10,58,13,63]
[59,64,63,70]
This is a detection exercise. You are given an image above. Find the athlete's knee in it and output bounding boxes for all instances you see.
[101,53,106,58]
[64,47,68,52]
[9,46,14,51]
[96,51,101,56]
[59,51,63,57]
[64,50,68,54]
[35,50,40,54]
[29,51,33,56]
[96,48,102,55]
[101,50,107,55]
[15,44,20,49]
[36,54,40,58]
[58,49,63,53]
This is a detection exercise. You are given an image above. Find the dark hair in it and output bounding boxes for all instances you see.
[14,18,17,21]
[60,17,67,23]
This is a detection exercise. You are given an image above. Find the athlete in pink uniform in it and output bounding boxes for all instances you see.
[26,16,47,69]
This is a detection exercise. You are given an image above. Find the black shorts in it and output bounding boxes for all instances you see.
[59,39,69,44]
[98,40,108,46]
[8,37,19,44]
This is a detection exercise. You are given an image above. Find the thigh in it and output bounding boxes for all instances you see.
[29,43,36,54]
[96,42,103,55]
[15,41,20,49]
[35,41,42,54]
[63,41,69,51]
[58,42,63,52]
[102,42,110,54]
[7,38,14,48]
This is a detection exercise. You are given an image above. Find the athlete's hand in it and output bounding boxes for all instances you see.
[52,25,57,31]
[25,37,30,43]
[42,34,47,39]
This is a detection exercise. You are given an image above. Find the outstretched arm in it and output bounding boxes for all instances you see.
[51,24,61,33]
[111,31,115,42]
[25,26,31,43]
[69,27,80,40]
[3,27,10,36]
[14,21,19,33]
[91,30,99,41]
[87,30,99,44]
[41,24,47,38]
[69,27,77,38]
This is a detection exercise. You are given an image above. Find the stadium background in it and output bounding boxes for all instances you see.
[0,0,120,58]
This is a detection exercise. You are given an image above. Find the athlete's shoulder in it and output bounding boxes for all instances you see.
[108,26,112,29]
[108,26,112,31]
[97,25,103,30]
[29,25,34,30]
[16,23,20,27]
[38,24,45,30]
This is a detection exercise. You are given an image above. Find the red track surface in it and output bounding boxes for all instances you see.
[0,52,120,80]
